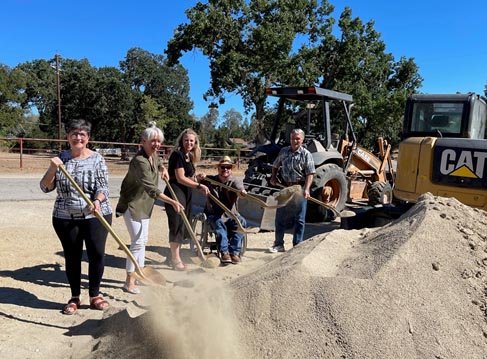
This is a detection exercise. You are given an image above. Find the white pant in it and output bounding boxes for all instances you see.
[123,211,150,273]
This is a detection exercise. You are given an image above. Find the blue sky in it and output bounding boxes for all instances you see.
[2,0,486,120]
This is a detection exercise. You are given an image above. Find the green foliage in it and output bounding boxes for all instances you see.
[196,107,251,149]
[166,1,422,149]
[314,8,422,147]
[1,48,193,145]
[0,64,27,135]
[16,59,59,136]
[1,1,428,151]
[199,108,219,146]
[94,65,136,143]
[58,59,102,133]
[221,109,243,139]
[120,47,193,142]
[166,0,333,121]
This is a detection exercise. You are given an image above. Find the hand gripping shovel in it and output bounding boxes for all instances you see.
[206,192,260,234]
[203,177,286,209]
[59,164,166,286]
[163,178,220,269]
[276,184,355,218]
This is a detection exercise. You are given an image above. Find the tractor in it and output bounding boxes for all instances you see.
[244,86,395,222]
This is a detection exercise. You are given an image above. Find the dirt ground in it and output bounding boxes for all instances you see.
[0,153,334,358]
[1,153,487,359]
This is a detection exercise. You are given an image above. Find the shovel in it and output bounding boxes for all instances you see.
[206,192,260,234]
[163,178,220,268]
[58,164,166,286]
[203,177,287,209]
[276,184,355,218]
[307,194,355,218]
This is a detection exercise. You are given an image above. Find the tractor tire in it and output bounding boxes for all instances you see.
[307,163,348,222]
[367,181,393,206]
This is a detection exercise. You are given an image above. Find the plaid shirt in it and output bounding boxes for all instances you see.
[273,145,315,183]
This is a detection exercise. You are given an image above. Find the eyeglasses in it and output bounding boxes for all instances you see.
[70,132,88,138]
[219,166,232,170]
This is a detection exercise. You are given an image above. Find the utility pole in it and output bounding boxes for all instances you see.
[55,53,62,151]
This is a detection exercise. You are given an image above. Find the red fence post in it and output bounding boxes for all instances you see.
[19,138,23,170]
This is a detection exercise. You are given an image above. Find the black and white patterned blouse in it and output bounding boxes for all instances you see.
[40,150,112,220]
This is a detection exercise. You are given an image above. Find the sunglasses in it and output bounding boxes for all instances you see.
[219,166,233,170]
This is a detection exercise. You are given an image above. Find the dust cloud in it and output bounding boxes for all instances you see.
[86,276,247,359]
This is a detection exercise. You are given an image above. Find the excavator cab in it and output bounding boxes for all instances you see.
[403,93,487,139]
[394,92,487,211]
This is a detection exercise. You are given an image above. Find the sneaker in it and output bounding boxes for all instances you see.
[230,254,241,264]
[220,252,232,264]
[267,245,285,253]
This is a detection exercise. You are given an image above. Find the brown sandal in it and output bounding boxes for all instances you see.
[63,298,81,315]
[90,296,109,311]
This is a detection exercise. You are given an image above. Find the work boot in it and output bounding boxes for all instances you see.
[220,252,232,265]
[230,253,241,264]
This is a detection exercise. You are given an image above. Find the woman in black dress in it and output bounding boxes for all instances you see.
[164,128,209,270]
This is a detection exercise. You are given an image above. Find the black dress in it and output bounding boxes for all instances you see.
[164,150,195,243]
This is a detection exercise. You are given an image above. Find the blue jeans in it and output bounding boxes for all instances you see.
[274,196,307,247]
[207,214,246,255]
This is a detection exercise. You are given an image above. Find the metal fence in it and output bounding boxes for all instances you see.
[0,137,252,170]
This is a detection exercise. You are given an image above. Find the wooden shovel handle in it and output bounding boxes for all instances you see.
[206,192,258,234]
[204,177,277,208]
[58,164,149,280]
[163,178,207,262]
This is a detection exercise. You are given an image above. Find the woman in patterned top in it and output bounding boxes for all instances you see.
[40,119,112,315]
[164,128,209,270]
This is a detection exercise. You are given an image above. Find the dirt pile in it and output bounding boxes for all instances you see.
[233,193,487,358]
[86,193,487,358]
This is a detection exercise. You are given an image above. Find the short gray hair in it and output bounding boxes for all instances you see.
[291,128,305,138]
[65,119,91,134]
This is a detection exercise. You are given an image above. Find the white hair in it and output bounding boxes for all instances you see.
[141,121,164,142]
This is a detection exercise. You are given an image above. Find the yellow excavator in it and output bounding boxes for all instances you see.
[393,93,487,211]
[342,92,487,229]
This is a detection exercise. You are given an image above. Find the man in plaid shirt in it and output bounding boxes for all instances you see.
[268,128,315,253]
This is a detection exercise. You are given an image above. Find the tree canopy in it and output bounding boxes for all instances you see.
[0,64,27,136]
[165,0,423,148]
[0,48,193,145]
